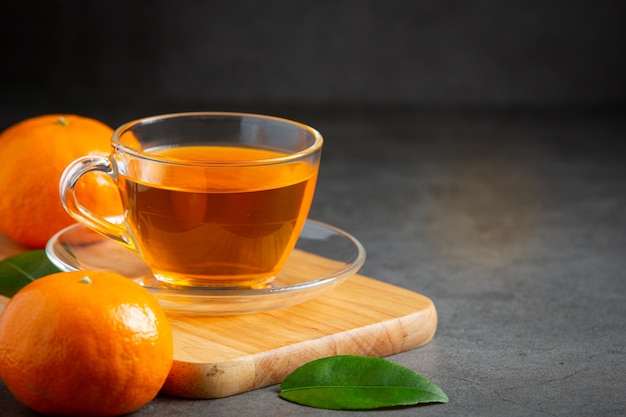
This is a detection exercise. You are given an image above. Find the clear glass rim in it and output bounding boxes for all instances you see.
[111,112,324,167]
[45,219,366,315]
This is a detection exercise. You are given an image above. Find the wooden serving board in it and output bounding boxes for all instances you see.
[0,235,438,399]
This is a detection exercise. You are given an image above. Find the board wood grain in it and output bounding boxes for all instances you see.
[0,234,437,399]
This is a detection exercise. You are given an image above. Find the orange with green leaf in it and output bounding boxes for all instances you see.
[0,270,174,416]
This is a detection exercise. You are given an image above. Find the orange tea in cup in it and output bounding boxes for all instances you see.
[119,145,317,287]
[60,113,322,288]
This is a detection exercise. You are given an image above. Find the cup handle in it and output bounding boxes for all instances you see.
[59,155,136,251]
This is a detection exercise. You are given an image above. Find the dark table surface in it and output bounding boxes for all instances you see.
[1,105,625,416]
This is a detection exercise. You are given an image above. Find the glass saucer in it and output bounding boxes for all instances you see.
[45,219,366,315]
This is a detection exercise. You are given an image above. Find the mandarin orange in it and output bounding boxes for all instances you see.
[0,114,122,248]
[0,270,174,417]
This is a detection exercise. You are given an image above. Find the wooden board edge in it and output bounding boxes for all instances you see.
[162,297,438,399]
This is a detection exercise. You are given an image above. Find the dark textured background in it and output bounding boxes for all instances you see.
[2,0,625,124]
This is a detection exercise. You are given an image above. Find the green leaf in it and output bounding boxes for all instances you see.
[279,355,448,410]
[0,250,61,298]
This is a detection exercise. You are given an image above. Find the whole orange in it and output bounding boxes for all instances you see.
[0,114,123,248]
[0,271,174,417]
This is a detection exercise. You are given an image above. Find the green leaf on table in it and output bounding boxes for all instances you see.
[279,355,448,410]
[0,250,61,298]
